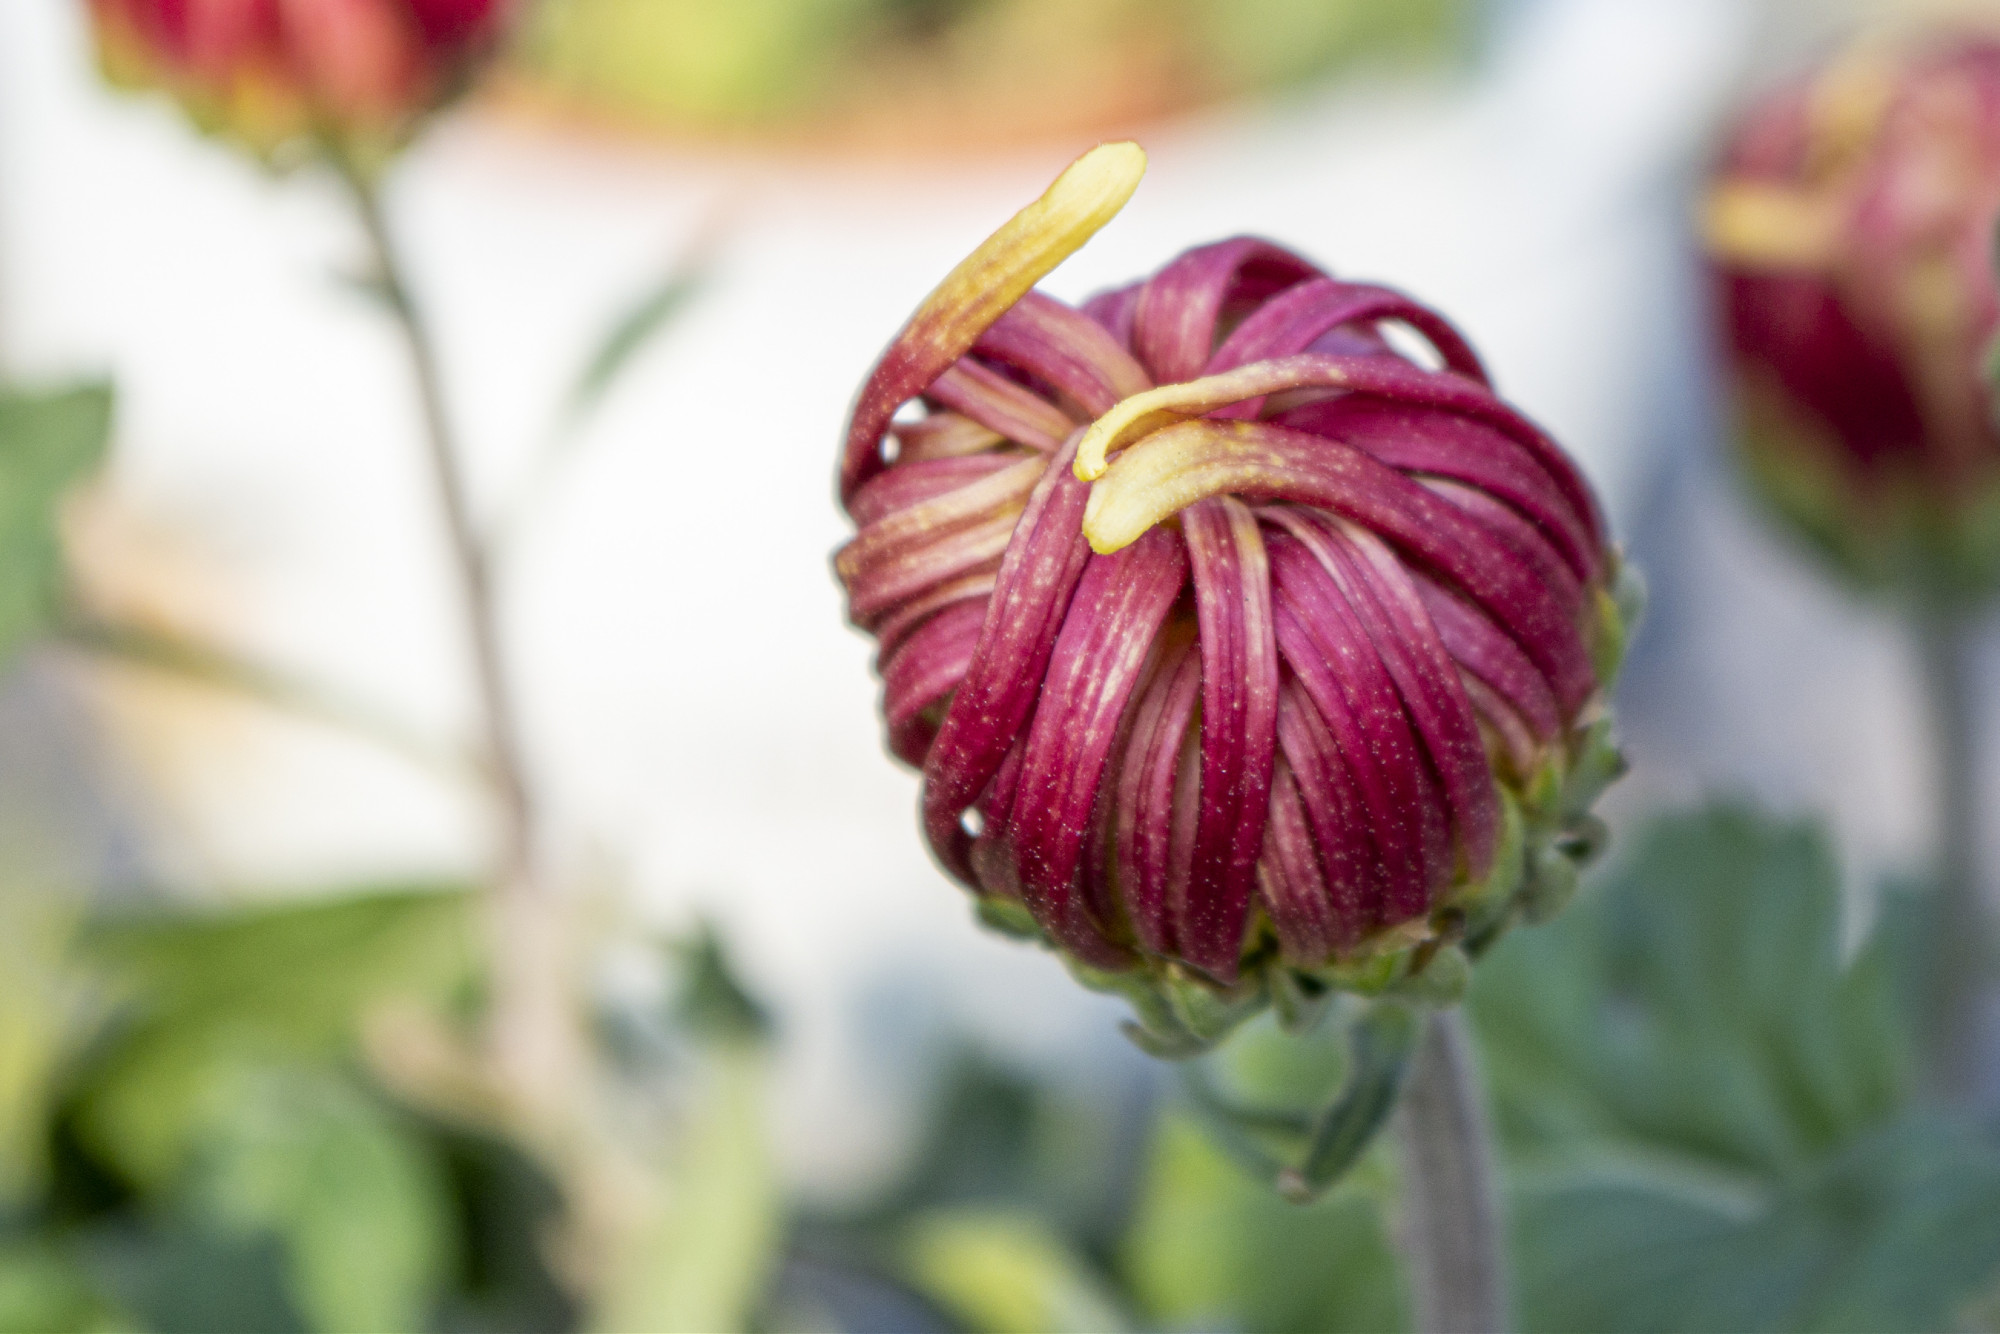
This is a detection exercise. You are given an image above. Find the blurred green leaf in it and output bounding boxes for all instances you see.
[1471,805,1908,1177]
[190,1067,452,1334]
[902,1208,1129,1334]
[0,383,112,670]
[1123,1110,1407,1334]
[72,886,474,1189]
[591,1043,780,1334]
[0,1236,119,1334]
[1470,804,2000,1332]
[1515,1115,2000,1334]
[564,268,706,429]
[0,889,90,1207]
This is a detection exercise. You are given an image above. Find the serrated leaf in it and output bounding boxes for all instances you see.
[1469,804,1998,1332]
[0,383,112,670]
[1470,805,1908,1177]
[1515,1116,2000,1334]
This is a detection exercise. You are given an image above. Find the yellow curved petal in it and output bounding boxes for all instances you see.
[1082,419,1276,554]
[1700,182,1841,271]
[904,141,1147,371]
[1074,358,1352,481]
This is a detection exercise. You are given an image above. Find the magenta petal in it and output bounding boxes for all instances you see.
[1082,280,1144,350]
[920,437,1093,882]
[1094,418,1599,713]
[1261,753,1340,964]
[1279,396,1598,581]
[1009,527,1188,959]
[1419,477,1585,622]
[974,290,1152,416]
[1409,573,1562,742]
[927,361,1078,452]
[848,454,1026,528]
[1274,677,1381,941]
[1177,498,1280,981]
[1273,511,1498,880]
[1270,534,1441,921]
[1206,277,1490,384]
[1114,634,1201,956]
[882,600,986,765]
[1131,238,1321,384]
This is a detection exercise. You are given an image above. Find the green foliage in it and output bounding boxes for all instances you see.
[564,268,707,430]
[903,1208,1130,1334]
[71,886,476,1188]
[0,383,112,670]
[1123,1110,1408,1334]
[1470,804,2000,1333]
[590,1045,780,1334]
[186,1068,454,1334]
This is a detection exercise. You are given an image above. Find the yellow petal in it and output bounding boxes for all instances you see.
[906,141,1147,369]
[1700,182,1842,271]
[1074,359,1351,481]
[1082,418,1273,554]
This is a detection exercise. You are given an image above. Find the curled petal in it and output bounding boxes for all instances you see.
[1075,354,1601,546]
[1269,511,1497,879]
[930,361,1078,451]
[1081,417,1597,712]
[1270,544,1438,921]
[841,141,1147,499]
[975,290,1153,416]
[1114,633,1202,956]
[920,436,1095,881]
[1277,396,1599,582]
[1207,277,1489,384]
[882,600,986,764]
[1274,678,1380,945]
[1132,238,1320,383]
[1179,498,1280,981]
[893,411,1005,463]
[1010,527,1188,961]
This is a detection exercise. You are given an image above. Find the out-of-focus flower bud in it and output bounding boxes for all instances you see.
[836,145,1633,1052]
[1704,35,2000,597]
[87,0,507,168]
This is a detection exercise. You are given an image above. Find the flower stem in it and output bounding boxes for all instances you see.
[340,165,570,1104]
[1915,607,1991,1104]
[1396,1007,1508,1334]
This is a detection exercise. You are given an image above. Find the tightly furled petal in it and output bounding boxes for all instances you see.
[835,146,1630,1031]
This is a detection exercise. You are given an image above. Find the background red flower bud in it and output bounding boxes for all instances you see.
[1705,35,2000,597]
[837,150,1630,1031]
[88,0,507,164]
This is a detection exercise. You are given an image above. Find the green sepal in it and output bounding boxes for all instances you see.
[1269,968,1333,1036]
[974,895,1043,942]
[1558,719,1627,825]
[1520,841,1582,925]
[1276,1001,1421,1204]
[1590,555,1647,689]
[1383,943,1470,1006]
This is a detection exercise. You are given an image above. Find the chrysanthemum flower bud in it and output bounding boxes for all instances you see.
[87,0,507,167]
[1704,35,2000,597]
[838,145,1633,1050]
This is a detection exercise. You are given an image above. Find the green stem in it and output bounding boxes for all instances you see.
[1396,1008,1508,1334]
[338,164,569,1103]
[1915,608,1990,1104]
